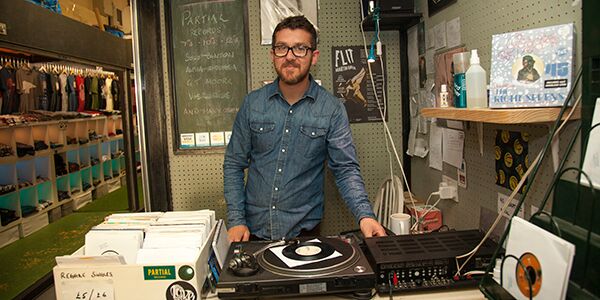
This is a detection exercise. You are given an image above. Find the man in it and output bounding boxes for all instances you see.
[223,15,386,242]
[516,55,540,83]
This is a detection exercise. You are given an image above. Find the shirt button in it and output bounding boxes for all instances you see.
[278,168,282,172]
[285,129,289,133]
[274,187,278,191]
[311,132,315,136]
[259,127,263,131]
[289,110,293,114]
[282,149,285,152]
[272,206,276,209]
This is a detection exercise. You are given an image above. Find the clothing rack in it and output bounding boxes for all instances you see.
[30,62,118,80]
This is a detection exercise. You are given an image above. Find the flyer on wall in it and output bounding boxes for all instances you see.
[332,45,387,123]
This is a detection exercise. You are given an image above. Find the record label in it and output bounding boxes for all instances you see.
[282,241,335,261]
[516,252,542,298]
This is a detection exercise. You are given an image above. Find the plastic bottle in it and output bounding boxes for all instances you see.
[439,84,449,107]
[466,49,488,108]
[452,52,470,108]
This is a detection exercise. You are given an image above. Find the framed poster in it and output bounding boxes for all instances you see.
[260,0,318,45]
[428,0,456,17]
[332,45,387,123]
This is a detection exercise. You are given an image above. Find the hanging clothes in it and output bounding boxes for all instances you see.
[111,79,119,111]
[66,74,77,111]
[84,76,92,110]
[0,66,17,114]
[104,77,113,111]
[98,77,106,110]
[90,76,99,110]
[52,72,61,111]
[36,69,49,111]
[45,72,58,111]
[75,74,85,112]
[15,65,39,113]
[59,71,68,112]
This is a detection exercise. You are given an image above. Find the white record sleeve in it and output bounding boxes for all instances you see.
[502,217,575,300]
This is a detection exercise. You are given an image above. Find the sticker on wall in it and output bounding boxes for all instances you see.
[180,133,195,149]
[165,281,197,300]
[210,132,225,146]
[495,130,529,193]
[457,160,467,188]
[195,132,210,147]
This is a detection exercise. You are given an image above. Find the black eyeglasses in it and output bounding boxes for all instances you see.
[272,45,314,58]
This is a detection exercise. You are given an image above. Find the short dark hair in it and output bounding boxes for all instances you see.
[272,15,318,49]
[523,55,535,63]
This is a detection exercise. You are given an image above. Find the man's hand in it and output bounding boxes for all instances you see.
[228,225,250,242]
[360,217,386,238]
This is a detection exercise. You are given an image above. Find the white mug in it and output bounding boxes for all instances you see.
[390,213,411,235]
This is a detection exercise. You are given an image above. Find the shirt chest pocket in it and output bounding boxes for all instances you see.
[250,121,275,153]
[300,125,327,159]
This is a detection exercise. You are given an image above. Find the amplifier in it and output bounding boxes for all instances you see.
[364,230,501,293]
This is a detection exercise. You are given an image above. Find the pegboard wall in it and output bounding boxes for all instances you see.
[411,0,582,232]
[158,0,405,235]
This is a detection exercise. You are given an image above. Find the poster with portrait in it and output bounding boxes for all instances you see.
[260,0,318,45]
[332,45,387,123]
[489,23,574,108]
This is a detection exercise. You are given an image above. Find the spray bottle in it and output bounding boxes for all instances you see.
[439,84,449,107]
[466,49,488,108]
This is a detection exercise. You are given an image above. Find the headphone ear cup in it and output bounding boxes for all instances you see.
[228,251,260,277]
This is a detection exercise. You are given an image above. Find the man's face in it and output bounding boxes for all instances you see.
[271,28,320,85]
[523,58,531,69]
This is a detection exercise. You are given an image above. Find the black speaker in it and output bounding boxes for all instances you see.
[361,0,415,18]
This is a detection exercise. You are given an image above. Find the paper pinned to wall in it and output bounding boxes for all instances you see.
[582,97,600,189]
[429,122,443,170]
[425,49,435,74]
[433,21,447,50]
[446,17,461,48]
[414,137,429,158]
[442,128,464,168]
[427,28,435,49]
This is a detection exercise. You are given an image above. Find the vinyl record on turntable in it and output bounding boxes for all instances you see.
[282,241,335,261]
[261,238,356,275]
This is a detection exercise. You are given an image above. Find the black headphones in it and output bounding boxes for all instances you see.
[228,245,259,277]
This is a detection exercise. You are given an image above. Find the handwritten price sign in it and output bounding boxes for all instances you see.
[61,282,114,300]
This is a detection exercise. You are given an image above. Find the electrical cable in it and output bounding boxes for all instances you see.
[453,92,582,277]
[359,3,417,221]
[411,194,442,232]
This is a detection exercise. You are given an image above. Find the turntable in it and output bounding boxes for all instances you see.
[216,237,376,299]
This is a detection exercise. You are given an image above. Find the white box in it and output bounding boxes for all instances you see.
[22,213,49,237]
[73,191,93,211]
[489,23,575,108]
[106,178,121,193]
[53,220,217,300]
[0,225,20,248]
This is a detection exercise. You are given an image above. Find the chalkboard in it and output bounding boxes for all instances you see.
[167,0,249,150]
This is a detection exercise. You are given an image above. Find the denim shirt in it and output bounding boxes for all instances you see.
[223,76,376,240]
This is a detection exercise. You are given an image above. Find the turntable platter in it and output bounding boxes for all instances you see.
[260,237,358,277]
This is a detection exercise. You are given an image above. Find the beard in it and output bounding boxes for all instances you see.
[275,61,311,85]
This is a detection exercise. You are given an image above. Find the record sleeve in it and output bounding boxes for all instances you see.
[502,217,575,300]
[489,23,575,108]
